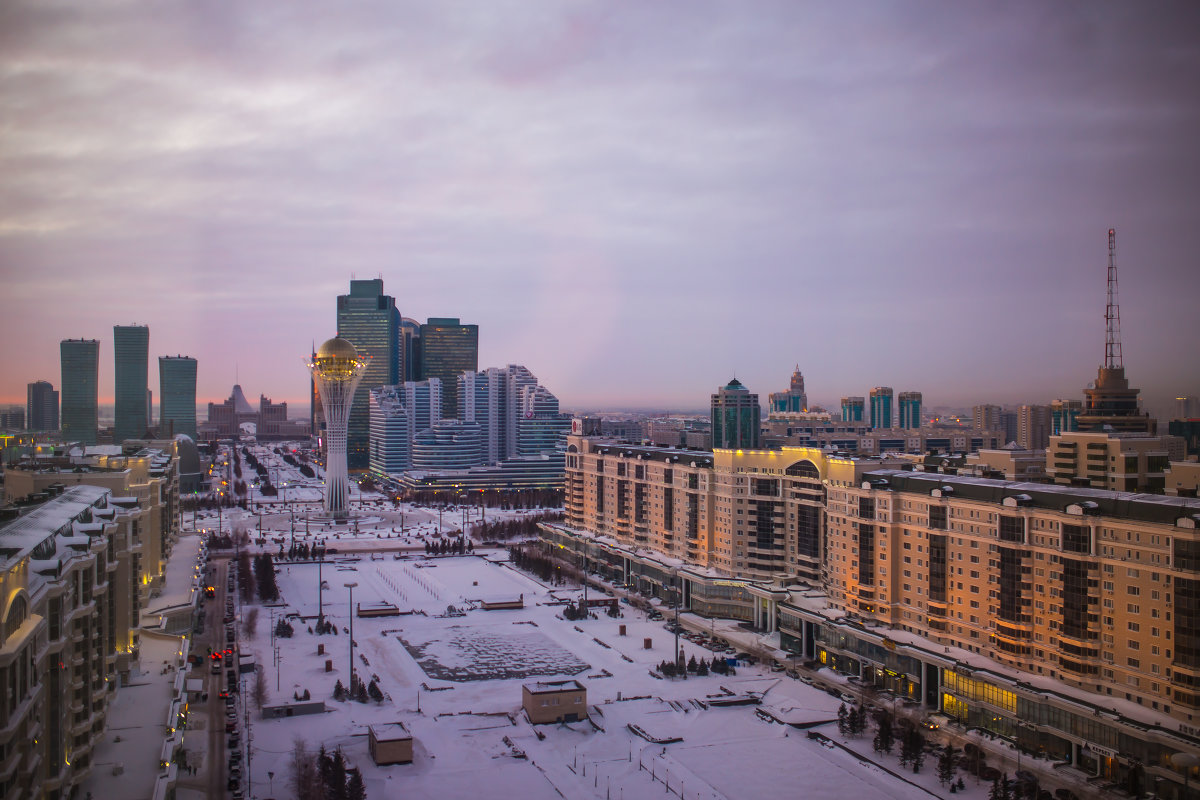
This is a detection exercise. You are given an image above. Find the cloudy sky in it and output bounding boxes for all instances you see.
[2,1,1198,415]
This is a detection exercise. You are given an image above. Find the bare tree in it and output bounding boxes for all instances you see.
[253,663,268,711]
[243,608,259,638]
[289,737,321,800]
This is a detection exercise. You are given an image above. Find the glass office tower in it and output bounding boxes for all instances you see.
[60,339,100,444]
[114,325,149,443]
[419,317,478,420]
[159,356,197,438]
[336,279,399,469]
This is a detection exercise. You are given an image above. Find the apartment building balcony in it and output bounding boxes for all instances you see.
[64,600,96,624]
[0,684,44,742]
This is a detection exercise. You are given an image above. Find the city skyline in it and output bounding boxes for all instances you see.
[2,3,1199,414]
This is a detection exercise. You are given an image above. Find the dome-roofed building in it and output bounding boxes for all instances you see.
[711,377,760,450]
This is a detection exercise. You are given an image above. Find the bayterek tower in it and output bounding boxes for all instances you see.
[308,338,369,519]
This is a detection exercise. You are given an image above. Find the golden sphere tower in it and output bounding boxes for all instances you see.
[308,338,369,519]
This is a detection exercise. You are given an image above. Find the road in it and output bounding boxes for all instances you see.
[175,554,231,799]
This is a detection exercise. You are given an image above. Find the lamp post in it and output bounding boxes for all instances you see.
[345,582,358,692]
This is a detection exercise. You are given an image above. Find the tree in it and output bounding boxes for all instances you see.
[938,745,957,787]
[333,679,346,701]
[837,704,849,736]
[253,663,267,711]
[873,712,895,755]
[289,738,322,800]
[355,680,368,703]
[368,680,383,703]
[242,608,259,638]
[346,770,366,800]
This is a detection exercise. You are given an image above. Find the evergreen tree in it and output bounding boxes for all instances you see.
[346,770,366,800]
[329,749,349,800]
[333,679,346,701]
[937,745,957,786]
[873,712,894,755]
[688,655,698,673]
[368,680,384,703]
[355,680,368,703]
[837,704,849,736]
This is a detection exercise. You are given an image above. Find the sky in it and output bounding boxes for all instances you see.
[2,1,1198,416]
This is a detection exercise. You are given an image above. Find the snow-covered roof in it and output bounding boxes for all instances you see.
[0,485,109,564]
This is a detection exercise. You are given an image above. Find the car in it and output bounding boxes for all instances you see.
[225,721,237,733]
[840,693,857,704]
[211,662,221,674]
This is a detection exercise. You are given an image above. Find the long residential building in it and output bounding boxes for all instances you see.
[0,484,151,800]
[547,433,1200,793]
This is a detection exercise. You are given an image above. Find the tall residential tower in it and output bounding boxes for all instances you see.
[114,324,149,442]
[60,338,99,444]
[158,356,197,438]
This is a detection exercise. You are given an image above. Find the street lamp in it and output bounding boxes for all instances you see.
[345,582,358,692]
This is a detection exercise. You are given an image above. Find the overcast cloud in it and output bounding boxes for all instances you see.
[2,1,1198,414]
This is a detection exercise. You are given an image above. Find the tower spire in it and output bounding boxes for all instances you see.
[1105,227,1122,369]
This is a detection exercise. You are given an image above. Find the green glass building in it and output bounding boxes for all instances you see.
[60,338,100,444]
[336,279,399,469]
[711,378,761,450]
[419,317,478,420]
[114,325,149,443]
[159,355,197,438]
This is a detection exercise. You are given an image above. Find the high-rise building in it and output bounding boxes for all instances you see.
[158,356,197,438]
[711,379,760,450]
[841,396,864,422]
[61,338,100,444]
[114,324,149,442]
[369,386,410,474]
[419,317,478,420]
[26,380,58,431]
[1175,396,1200,420]
[337,279,400,469]
[769,366,808,413]
[1076,229,1155,435]
[309,338,368,518]
[399,317,422,383]
[897,391,922,429]
[1016,404,1051,450]
[869,387,893,430]
[258,395,288,438]
[999,410,1019,445]
[0,408,25,431]
[973,404,1002,432]
[1050,399,1082,435]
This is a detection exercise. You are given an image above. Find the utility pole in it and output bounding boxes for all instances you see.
[345,582,358,691]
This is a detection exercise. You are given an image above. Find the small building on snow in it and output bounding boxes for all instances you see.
[368,722,413,765]
[523,679,587,724]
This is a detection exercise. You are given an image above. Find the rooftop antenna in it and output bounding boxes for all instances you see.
[1105,228,1122,369]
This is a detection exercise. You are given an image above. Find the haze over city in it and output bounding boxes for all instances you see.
[2,2,1198,414]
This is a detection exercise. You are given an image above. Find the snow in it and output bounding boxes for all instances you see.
[230,551,987,800]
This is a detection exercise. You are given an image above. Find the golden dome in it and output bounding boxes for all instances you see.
[316,337,358,359]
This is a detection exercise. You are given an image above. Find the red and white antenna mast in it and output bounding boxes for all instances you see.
[1104,228,1122,369]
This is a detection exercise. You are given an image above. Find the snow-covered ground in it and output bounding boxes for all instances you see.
[229,551,989,800]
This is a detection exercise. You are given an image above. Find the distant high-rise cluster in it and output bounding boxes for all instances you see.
[367,364,569,478]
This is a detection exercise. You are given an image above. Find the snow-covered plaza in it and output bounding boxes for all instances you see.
[224,547,995,800]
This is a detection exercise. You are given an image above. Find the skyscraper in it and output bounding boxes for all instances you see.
[336,279,400,469]
[973,404,1002,431]
[1050,399,1082,436]
[769,366,808,413]
[897,391,922,430]
[26,380,59,432]
[60,338,99,444]
[419,317,478,420]
[841,396,865,422]
[1016,404,1051,450]
[399,317,422,383]
[309,338,368,518]
[869,387,893,430]
[158,356,197,438]
[711,379,760,450]
[114,325,149,442]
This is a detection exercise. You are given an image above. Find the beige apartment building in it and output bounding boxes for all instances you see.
[1047,431,1184,492]
[549,432,1200,794]
[815,469,1200,791]
[4,444,180,604]
[0,485,148,800]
